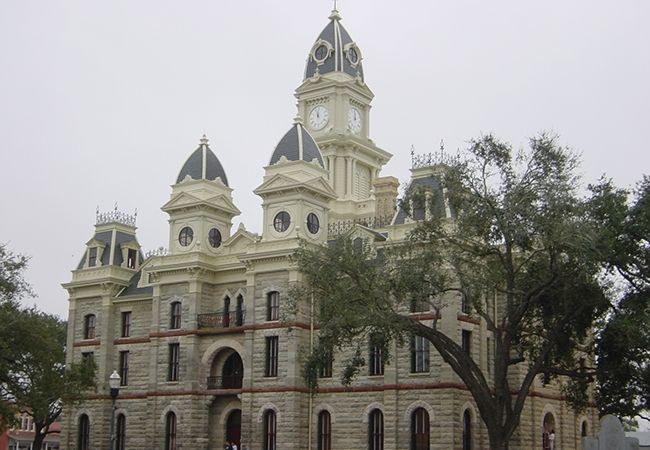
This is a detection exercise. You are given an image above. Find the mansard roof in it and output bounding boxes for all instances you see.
[176,135,229,186]
[304,9,364,81]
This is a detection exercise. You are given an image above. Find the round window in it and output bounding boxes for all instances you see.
[306,213,320,234]
[347,46,359,64]
[273,211,291,233]
[314,44,328,62]
[208,228,222,248]
[178,226,194,247]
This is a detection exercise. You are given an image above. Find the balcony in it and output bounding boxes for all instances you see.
[206,375,243,390]
[197,311,245,329]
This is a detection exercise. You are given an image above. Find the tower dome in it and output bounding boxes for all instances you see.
[304,9,364,81]
[269,121,325,167]
[176,135,229,186]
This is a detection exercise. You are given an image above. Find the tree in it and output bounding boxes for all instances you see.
[0,244,95,447]
[294,134,610,450]
[591,177,650,421]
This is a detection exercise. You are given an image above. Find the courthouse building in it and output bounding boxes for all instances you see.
[60,9,597,450]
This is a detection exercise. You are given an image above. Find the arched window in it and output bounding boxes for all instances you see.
[116,413,126,450]
[581,420,588,437]
[165,412,177,450]
[170,302,181,329]
[263,410,277,450]
[368,409,383,450]
[411,407,429,450]
[77,414,90,450]
[317,410,332,450]
[462,409,472,450]
[83,314,96,339]
[223,296,231,327]
[267,291,280,321]
[236,295,244,326]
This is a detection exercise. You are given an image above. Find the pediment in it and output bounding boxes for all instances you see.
[161,191,202,211]
[223,226,258,251]
[162,191,240,215]
[255,174,337,199]
[343,223,387,242]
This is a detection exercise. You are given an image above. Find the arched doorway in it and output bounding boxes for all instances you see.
[223,353,243,389]
[542,413,556,450]
[226,409,241,447]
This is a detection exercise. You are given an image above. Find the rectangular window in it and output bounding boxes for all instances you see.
[319,347,333,378]
[170,302,181,329]
[462,330,471,356]
[168,343,180,381]
[88,247,97,267]
[265,336,279,377]
[119,351,129,385]
[411,335,430,373]
[236,296,244,326]
[267,291,280,321]
[369,335,384,376]
[121,311,131,338]
[127,249,137,269]
[84,314,96,340]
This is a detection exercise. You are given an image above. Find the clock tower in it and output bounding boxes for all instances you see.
[295,9,396,222]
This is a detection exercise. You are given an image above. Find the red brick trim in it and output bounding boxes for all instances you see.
[73,339,100,347]
[457,314,481,325]
[113,336,151,345]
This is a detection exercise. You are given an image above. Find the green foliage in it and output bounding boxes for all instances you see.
[295,134,614,449]
[0,245,95,443]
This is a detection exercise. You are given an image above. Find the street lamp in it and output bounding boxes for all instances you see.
[108,370,121,450]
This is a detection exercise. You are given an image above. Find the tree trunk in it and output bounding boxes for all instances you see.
[33,430,46,450]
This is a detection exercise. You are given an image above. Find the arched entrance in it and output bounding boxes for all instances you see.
[226,409,241,447]
[222,353,243,389]
[542,413,556,450]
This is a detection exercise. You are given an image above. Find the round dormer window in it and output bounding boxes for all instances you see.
[273,211,291,233]
[208,228,222,248]
[307,213,320,234]
[347,46,359,65]
[314,44,328,63]
[179,226,194,247]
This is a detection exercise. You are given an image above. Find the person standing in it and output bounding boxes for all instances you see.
[549,429,555,450]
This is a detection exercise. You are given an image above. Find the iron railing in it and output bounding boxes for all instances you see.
[206,375,243,390]
[197,311,245,329]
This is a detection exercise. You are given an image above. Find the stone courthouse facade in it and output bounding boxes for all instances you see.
[61,9,597,450]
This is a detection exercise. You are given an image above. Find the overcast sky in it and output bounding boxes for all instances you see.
[1,0,648,320]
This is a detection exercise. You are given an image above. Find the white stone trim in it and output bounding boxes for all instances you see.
[314,403,337,424]
[256,403,280,423]
[201,339,245,365]
[160,405,180,425]
[361,402,384,424]
[460,402,478,424]
[219,401,242,425]
[403,400,435,423]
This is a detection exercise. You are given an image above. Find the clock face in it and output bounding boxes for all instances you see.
[348,107,362,134]
[309,105,329,130]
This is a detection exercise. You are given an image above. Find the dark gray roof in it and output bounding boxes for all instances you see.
[118,270,153,297]
[304,10,364,81]
[393,175,451,225]
[78,229,143,269]
[269,123,324,167]
[176,136,229,186]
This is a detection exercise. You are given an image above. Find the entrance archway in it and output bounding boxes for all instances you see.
[226,409,241,447]
[542,413,556,450]
[222,353,243,389]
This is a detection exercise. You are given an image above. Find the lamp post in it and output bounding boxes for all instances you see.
[108,370,121,450]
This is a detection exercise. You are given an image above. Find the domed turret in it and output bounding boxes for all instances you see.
[304,9,363,81]
[176,135,229,186]
[269,120,325,167]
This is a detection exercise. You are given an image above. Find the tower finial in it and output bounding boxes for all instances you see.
[200,134,209,146]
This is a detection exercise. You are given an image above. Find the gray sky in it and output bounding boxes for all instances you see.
[1,0,648,319]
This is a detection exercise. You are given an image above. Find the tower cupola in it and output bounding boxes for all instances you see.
[176,134,229,186]
[304,9,363,81]
[269,119,325,167]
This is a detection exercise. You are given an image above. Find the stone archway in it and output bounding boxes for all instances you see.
[542,412,556,450]
[226,409,241,447]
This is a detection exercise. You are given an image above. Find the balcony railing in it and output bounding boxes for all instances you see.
[197,311,245,329]
[206,375,243,390]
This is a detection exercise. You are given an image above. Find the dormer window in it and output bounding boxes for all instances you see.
[84,314,96,339]
[88,248,97,267]
[127,249,137,269]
